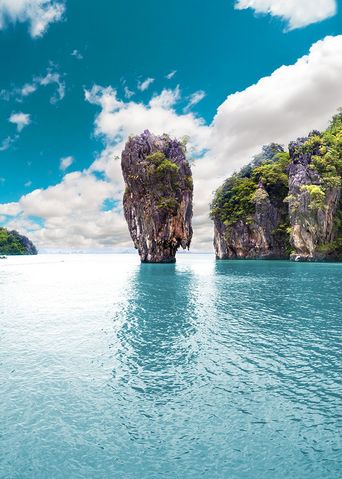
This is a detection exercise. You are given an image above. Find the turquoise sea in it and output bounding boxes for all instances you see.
[0,254,341,479]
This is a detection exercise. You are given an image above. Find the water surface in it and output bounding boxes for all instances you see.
[0,254,341,478]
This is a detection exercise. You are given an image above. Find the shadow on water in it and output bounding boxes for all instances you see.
[110,262,199,400]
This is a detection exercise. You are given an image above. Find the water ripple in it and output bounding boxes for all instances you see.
[0,255,341,478]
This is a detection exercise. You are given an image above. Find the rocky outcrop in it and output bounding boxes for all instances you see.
[211,112,342,261]
[213,184,288,259]
[0,228,38,255]
[211,144,290,260]
[121,130,193,263]
[287,135,341,261]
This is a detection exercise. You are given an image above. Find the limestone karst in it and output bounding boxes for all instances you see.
[121,130,193,263]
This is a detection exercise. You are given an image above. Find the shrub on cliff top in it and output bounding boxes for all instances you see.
[298,111,342,189]
[210,145,289,225]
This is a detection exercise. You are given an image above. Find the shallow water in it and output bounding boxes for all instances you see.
[0,254,341,479]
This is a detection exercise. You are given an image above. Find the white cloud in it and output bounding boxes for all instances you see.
[9,112,31,132]
[149,86,181,109]
[21,83,37,96]
[124,86,134,99]
[71,49,83,60]
[166,70,177,80]
[0,67,65,104]
[0,202,21,216]
[60,155,74,171]
[0,0,65,38]
[138,77,155,92]
[184,90,206,112]
[38,70,65,104]
[0,172,128,249]
[210,35,342,176]
[0,136,17,151]
[234,0,337,30]
[1,35,342,251]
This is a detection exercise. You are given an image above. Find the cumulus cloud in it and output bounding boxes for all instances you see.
[0,0,65,38]
[209,35,342,176]
[138,77,155,92]
[0,202,21,216]
[149,86,181,109]
[1,35,342,251]
[60,155,74,171]
[234,0,337,30]
[0,172,128,249]
[9,112,31,132]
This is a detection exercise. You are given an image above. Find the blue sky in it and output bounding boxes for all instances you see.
[0,0,342,251]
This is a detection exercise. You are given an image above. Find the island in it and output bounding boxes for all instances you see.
[121,130,193,263]
[210,111,342,261]
[0,227,38,255]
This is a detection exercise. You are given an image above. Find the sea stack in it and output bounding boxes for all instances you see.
[121,130,193,263]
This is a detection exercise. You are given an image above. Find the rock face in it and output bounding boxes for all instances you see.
[211,112,342,261]
[211,145,290,260]
[121,130,193,263]
[287,134,341,261]
[213,183,288,259]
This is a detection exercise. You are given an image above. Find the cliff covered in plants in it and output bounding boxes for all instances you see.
[210,112,342,261]
[121,130,193,263]
[0,228,38,255]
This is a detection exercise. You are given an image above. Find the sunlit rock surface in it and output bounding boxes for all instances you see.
[287,134,341,261]
[121,130,193,263]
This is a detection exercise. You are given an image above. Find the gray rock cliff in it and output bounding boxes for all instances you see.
[287,133,341,261]
[121,130,193,262]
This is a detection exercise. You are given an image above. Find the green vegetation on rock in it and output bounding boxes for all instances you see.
[145,151,180,189]
[157,197,179,212]
[210,176,257,226]
[309,115,342,188]
[210,144,290,226]
[0,228,38,255]
[300,185,325,210]
[142,150,192,214]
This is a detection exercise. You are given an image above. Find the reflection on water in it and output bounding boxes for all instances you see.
[0,255,341,479]
[112,263,198,397]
